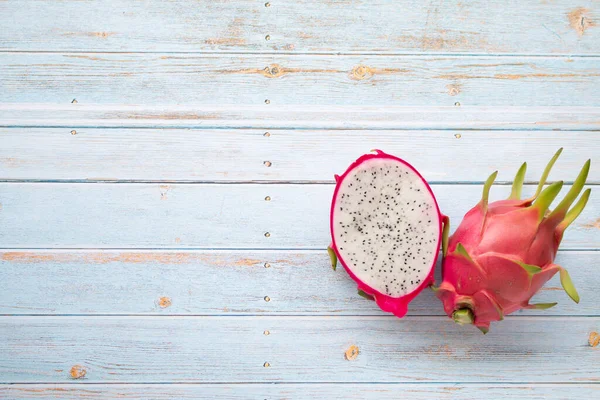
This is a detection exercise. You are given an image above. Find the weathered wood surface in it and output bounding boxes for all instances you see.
[2,0,600,396]
[1,128,599,183]
[0,183,597,249]
[0,316,598,383]
[0,250,595,316]
[2,383,599,399]
[0,1,598,54]
[2,54,599,106]
[3,105,599,130]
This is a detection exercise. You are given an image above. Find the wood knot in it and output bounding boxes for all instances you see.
[589,332,600,347]
[158,296,172,308]
[69,365,87,379]
[345,345,359,360]
[568,8,595,36]
[350,65,373,80]
[446,84,461,96]
[263,64,284,78]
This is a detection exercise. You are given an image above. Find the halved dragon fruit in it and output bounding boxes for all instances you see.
[328,150,445,317]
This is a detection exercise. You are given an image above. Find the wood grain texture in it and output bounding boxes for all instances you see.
[0,183,597,249]
[2,54,599,106]
[0,0,598,54]
[2,0,600,393]
[2,383,599,399]
[1,128,598,182]
[3,104,600,130]
[0,250,595,316]
[1,316,598,383]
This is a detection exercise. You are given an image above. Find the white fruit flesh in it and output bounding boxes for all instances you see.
[332,157,440,297]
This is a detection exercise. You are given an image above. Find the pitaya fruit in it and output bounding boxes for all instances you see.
[435,148,591,333]
[328,150,446,317]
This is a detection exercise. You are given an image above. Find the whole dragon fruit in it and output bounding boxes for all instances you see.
[435,149,591,333]
[328,150,446,317]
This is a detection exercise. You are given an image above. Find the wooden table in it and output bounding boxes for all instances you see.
[1,1,599,398]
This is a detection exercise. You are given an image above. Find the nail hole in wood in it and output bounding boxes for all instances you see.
[265,35,271,41]
[264,232,271,237]
[71,99,78,104]
[454,133,462,139]
[263,362,271,367]
[265,196,271,201]
[70,130,77,135]
[454,102,461,106]
[265,99,271,104]
[264,296,271,302]
[265,2,271,7]
[264,132,271,137]
[264,262,271,268]
[264,161,272,167]
[264,330,270,335]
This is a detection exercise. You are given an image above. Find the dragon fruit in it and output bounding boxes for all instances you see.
[435,148,591,333]
[328,150,446,317]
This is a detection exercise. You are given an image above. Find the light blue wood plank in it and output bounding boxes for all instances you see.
[2,383,599,399]
[1,128,599,183]
[0,183,597,249]
[0,250,595,316]
[0,316,598,383]
[0,1,598,54]
[2,54,599,106]
[2,104,599,131]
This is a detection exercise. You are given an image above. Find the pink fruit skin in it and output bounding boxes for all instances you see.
[330,150,444,318]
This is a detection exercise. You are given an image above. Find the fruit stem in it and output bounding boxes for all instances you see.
[452,308,475,325]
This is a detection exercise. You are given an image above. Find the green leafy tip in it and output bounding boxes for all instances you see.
[481,170,498,212]
[358,290,375,301]
[558,188,591,233]
[559,268,580,304]
[526,302,558,310]
[453,308,475,325]
[515,260,542,276]
[509,162,527,200]
[327,246,337,271]
[477,326,489,334]
[454,243,487,276]
[549,159,591,220]
[455,243,474,263]
[442,215,450,257]
[533,148,563,199]
[532,180,564,220]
